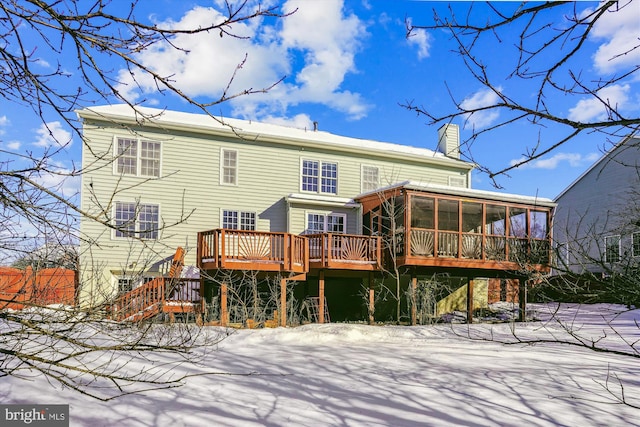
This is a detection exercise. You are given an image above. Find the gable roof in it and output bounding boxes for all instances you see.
[77,104,474,170]
[554,134,640,201]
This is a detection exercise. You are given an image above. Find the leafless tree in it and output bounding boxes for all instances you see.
[404,1,640,185]
[1,0,289,398]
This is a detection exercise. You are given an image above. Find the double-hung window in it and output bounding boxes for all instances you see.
[605,235,621,263]
[302,160,338,194]
[117,277,133,294]
[114,202,159,239]
[115,137,161,177]
[306,213,346,234]
[222,210,256,230]
[361,166,379,193]
[221,149,238,185]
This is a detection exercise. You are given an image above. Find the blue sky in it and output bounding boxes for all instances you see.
[1,0,638,202]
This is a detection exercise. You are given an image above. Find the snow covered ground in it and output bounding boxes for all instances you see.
[3,303,639,426]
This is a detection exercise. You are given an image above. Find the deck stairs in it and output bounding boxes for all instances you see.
[109,247,199,322]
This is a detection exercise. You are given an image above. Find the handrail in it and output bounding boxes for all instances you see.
[307,233,381,266]
[198,229,308,271]
[110,277,201,321]
[407,228,551,265]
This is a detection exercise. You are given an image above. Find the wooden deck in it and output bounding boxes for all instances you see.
[307,233,381,271]
[197,229,308,273]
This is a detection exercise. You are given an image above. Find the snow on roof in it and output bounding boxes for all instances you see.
[359,180,556,208]
[286,193,359,208]
[77,104,473,168]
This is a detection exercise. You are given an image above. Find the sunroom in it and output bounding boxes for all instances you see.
[357,181,556,274]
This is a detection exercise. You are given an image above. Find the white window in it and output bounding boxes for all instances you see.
[633,233,640,257]
[221,149,238,185]
[361,166,379,192]
[117,277,132,294]
[605,235,621,263]
[306,213,346,234]
[138,205,160,239]
[140,140,161,177]
[222,210,256,230]
[114,202,159,239]
[115,137,161,177]
[301,160,338,194]
[321,162,338,194]
[116,138,137,175]
[302,160,319,192]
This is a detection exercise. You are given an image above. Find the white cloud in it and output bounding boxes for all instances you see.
[590,0,640,74]
[33,121,72,148]
[460,88,502,129]
[116,0,370,121]
[567,84,630,122]
[34,58,51,68]
[0,115,8,135]
[35,171,81,198]
[7,141,21,150]
[117,6,286,101]
[406,25,432,60]
[262,113,313,130]
[509,152,600,170]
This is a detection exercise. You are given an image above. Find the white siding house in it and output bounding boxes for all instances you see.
[77,105,474,304]
[554,135,640,273]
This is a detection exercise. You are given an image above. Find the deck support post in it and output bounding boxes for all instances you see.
[319,270,325,324]
[518,278,527,322]
[199,276,205,324]
[220,282,228,327]
[368,273,375,325]
[467,277,474,324]
[280,277,287,327]
[410,273,418,326]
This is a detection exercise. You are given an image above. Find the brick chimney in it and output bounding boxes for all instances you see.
[437,123,460,159]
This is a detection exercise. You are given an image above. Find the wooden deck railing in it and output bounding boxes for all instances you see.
[405,228,551,267]
[198,229,308,273]
[307,233,381,270]
[109,277,200,322]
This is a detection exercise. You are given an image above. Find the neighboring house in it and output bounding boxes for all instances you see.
[554,135,640,274]
[77,105,554,323]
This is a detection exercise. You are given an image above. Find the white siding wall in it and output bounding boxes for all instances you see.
[554,137,640,273]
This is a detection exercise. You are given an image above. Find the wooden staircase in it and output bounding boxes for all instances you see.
[109,247,200,322]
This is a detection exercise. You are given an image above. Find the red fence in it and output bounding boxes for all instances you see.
[0,266,77,310]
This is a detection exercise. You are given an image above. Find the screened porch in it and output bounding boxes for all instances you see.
[360,185,555,272]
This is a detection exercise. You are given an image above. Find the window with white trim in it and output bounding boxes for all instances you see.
[117,277,133,294]
[633,233,640,257]
[361,166,379,192]
[222,210,256,230]
[301,160,338,194]
[115,137,161,177]
[114,202,159,239]
[306,213,346,234]
[605,235,621,263]
[321,162,337,194]
[221,149,238,185]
